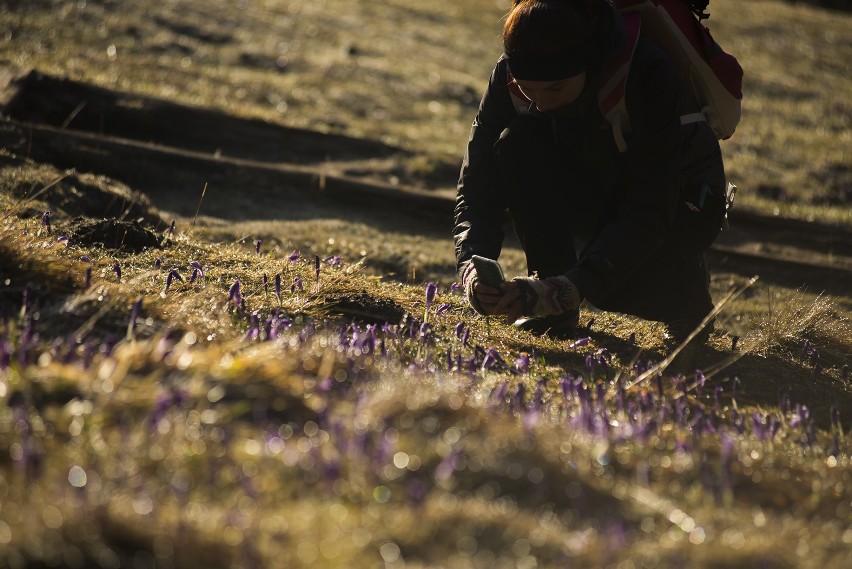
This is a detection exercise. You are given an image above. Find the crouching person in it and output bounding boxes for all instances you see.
[453,0,728,343]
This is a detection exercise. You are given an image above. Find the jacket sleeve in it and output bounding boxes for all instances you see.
[453,59,517,275]
[565,49,683,304]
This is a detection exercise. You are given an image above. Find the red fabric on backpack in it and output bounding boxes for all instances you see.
[612,0,743,141]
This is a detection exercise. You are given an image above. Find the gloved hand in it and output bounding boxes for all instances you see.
[494,275,582,321]
[461,261,503,316]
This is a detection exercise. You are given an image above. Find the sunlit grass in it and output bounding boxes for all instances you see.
[1,1,851,567]
[1,196,850,567]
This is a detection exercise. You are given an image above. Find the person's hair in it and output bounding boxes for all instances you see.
[503,0,623,70]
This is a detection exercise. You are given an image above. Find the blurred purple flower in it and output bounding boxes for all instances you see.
[288,250,300,262]
[434,447,460,482]
[828,433,840,458]
[568,337,591,349]
[450,282,462,293]
[57,235,68,246]
[829,405,841,431]
[189,268,199,284]
[127,297,142,340]
[111,262,121,282]
[40,211,51,234]
[84,266,92,289]
[292,276,303,293]
[255,239,262,255]
[515,352,531,374]
[324,255,343,268]
[80,256,92,263]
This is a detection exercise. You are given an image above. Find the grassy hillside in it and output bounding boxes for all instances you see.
[0,1,850,568]
[2,0,850,222]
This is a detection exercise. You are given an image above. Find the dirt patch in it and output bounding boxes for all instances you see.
[0,148,165,226]
[68,217,161,252]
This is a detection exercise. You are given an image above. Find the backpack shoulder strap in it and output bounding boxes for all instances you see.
[597,12,641,153]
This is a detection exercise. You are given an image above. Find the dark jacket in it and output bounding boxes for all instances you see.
[453,37,724,305]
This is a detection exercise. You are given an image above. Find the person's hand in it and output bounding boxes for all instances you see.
[471,281,505,315]
[501,275,582,320]
[491,280,526,323]
[462,260,516,316]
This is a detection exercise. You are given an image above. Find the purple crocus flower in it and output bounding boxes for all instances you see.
[274,273,281,299]
[84,266,92,289]
[425,283,437,310]
[155,258,162,270]
[293,276,303,293]
[112,262,121,282]
[228,279,242,305]
[80,256,92,263]
[288,251,300,262]
[41,211,51,234]
[57,235,68,246]
[450,282,462,293]
[165,269,183,291]
[166,220,176,239]
[189,268,199,284]
[262,273,269,296]
[188,261,203,283]
[568,337,591,349]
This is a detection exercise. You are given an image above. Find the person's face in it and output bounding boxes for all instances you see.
[514,73,587,112]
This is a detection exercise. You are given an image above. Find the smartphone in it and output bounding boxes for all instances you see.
[471,255,505,288]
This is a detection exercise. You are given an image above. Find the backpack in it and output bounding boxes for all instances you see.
[507,0,744,152]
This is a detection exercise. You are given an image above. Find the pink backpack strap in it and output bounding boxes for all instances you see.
[597,12,641,152]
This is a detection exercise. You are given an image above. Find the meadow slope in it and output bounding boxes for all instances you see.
[0,1,851,568]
